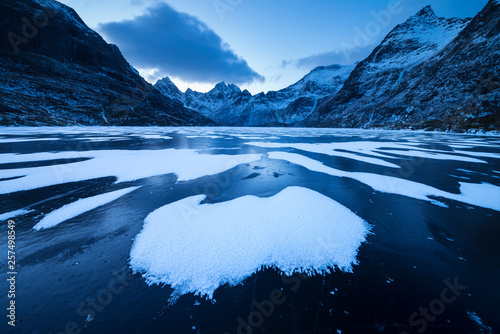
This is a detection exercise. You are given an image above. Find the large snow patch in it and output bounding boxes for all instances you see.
[130,187,369,299]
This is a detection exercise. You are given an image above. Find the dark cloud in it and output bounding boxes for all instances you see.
[98,3,264,84]
[287,43,376,70]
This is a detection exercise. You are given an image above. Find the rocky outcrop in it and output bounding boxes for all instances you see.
[0,0,214,126]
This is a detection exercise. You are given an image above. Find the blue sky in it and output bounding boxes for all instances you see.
[59,0,487,94]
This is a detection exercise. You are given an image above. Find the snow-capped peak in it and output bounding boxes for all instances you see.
[413,5,436,19]
[368,6,471,70]
[209,81,241,96]
[155,76,183,100]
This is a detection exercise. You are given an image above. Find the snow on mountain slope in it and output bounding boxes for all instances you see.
[305,1,499,132]
[269,64,354,124]
[155,77,183,101]
[155,64,354,126]
[369,6,470,71]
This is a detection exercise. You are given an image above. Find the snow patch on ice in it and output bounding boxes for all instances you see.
[246,142,401,168]
[453,150,500,159]
[138,135,173,140]
[34,187,140,230]
[130,187,369,299]
[0,209,34,221]
[268,152,500,211]
[375,149,486,163]
[467,311,492,333]
[0,150,263,194]
[0,138,60,144]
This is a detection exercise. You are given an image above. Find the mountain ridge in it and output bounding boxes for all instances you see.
[0,0,214,126]
[155,64,355,126]
[303,0,499,131]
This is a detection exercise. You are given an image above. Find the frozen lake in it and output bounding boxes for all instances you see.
[1,127,500,334]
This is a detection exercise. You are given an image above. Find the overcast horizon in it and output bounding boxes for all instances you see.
[59,0,488,94]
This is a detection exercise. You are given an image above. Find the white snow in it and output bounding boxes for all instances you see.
[0,138,60,144]
[246,140,489,167]
[0,149,262,194]
[186,135,224,139]
[374,149,486,163]
[34,187,140,231]
[137,135,173,140]
[75,136,129,142]
[0,209,34,221]
[130,187,369,299]
[453,150,500,159]
[467,311,492,333]
[268,152,500,211]
[246,142,401,168]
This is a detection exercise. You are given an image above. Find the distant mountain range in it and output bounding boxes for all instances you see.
[156,1,499,131]
[156,64,354,126]
[0,0,498,131]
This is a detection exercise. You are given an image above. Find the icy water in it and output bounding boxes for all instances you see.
[1,127,500,334]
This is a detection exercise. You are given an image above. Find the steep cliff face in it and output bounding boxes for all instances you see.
[304,2,499,132]
[155,64,354,126]
[0,0,214,126]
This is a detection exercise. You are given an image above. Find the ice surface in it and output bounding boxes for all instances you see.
[246,142,401,168]
[247,141,487,165]
[33,187,140,230]
[0,149,262,194]
[375,149,486,163]
[0,209,33,221]
[130,187,369,299]
[268,152,500,211]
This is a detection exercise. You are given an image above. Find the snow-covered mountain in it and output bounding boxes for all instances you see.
[304,2,499,132]
[155,64,354,126]
[1,0,497,130]
[0,0,213,126]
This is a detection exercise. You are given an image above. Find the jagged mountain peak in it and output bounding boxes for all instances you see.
[155,76,183,100]
[209,81,241,95]
[158,76,175,85]
[214,81,227,89]
[156,62,355,126]
[363,6,471,70]
[414,5,436,19]
[303,0,498,132]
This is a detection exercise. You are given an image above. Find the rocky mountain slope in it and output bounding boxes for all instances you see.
[155,64,354,126]
[303,2,499,131]
[0,0,213,126]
